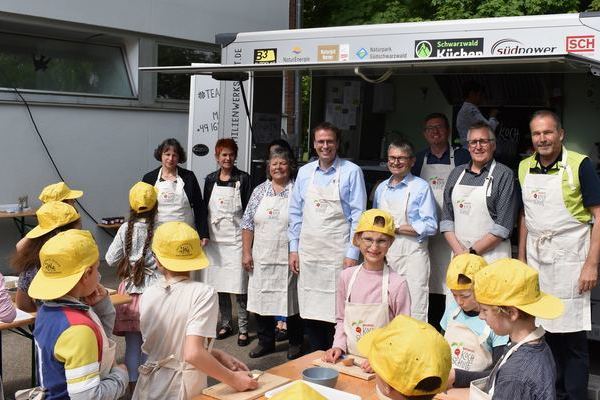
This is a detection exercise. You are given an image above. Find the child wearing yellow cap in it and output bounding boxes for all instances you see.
[441,254,508,389]
[28,229,128,399]
[358,314,452,399]
[322,209,411,371]
[471,258,564,399]
[105,182,161,392]
[39,181,84,204]
[10,201,81,312]
[132,221,258,399]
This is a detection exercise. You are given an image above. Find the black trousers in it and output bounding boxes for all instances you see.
[304,319,335,352]
[545,330,589,400]
[256,313,303,347]
[428,293,446,332]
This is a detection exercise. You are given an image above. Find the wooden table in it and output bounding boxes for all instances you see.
[0,208,37,237]
[194,350,469,400]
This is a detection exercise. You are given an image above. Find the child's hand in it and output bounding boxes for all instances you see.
[323,347,343,363]
[230,371,259,392]
[82,284,108,306]
[360,359,373,373]
[213,349,250,372]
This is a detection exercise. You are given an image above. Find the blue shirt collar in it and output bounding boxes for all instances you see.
[315,157,339,173]
[387,173,413,188]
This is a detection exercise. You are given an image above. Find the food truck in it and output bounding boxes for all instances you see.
[142,11,600,337]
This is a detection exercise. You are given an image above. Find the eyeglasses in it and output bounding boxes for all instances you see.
[467,139,494,147]
[360,237,391,248]
[424,124,445,132]
[388,156,412,163]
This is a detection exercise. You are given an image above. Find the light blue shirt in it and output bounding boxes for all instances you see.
[441,298,509,352]
[373,174,438,242]
[288,158,366,260]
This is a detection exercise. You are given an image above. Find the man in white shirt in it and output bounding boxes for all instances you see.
[456,81,499,147]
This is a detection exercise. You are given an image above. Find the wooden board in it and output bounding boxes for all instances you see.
[312,357,375,381]
[201,371,290,400]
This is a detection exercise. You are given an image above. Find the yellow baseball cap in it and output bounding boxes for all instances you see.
[152,222,209,272]
[270,382,326,400]
[474,258,564,319]
[446,254,487,291]
[353,208,395,246]
[26,201,80,239]
[39,182,83,203]
[129,182,158,213]
[28,229,99,300]
[358,315,451,397]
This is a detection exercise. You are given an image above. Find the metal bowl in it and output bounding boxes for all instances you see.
[301,366,339,388]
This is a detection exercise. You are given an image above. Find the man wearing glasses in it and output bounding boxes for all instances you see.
[440,122,517,263]
[412,113,471,328]
[373,140,437,321]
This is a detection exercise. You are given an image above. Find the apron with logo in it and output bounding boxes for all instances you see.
[298,163,349,323]
[452,161,511,263]
[154,168,194,227]
[380,180,430,321]
[421,148,455,295]
[522,150,591,332]
[444,307,492,372]
[469,327,545,400]
[247,183,299,316]
[343,264,390,356]
[202,181,248,294]
[133,277,211,400]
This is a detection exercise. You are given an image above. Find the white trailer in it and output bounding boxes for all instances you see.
[142,11,600,337]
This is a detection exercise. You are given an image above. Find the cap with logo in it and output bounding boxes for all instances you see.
[152,221,209,272]
[129,182,158,213]
[39,182,83,203]
[269,381,326,400]
[353,208,396,246]
[474,258,564,320]
[28,229,99,300]
[357,314,451,397]
[446,253,487,291]
[26,201,80,239]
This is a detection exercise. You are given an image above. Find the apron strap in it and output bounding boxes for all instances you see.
[449,146,455,168]
[346,264,390,304]
[485,160,496,198]
[346,265,363,302]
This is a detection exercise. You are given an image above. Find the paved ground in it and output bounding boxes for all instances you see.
[2,262,599,399]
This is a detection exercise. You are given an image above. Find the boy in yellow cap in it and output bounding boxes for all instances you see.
[133,221,258,399]
[39,181,83,204]
[441,254,508,388]
[358,314,452,399]
[323,209,411,371]
[29,229,128,399]
[472,258,564,399]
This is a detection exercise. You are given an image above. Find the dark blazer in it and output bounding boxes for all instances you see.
[142,166,209,239]
[203,167,253,212]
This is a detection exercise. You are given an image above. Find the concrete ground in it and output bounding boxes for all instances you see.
[2,262,599,399]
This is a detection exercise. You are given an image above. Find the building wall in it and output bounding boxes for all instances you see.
[0,0,289,42]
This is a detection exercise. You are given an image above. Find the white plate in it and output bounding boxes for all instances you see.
[3,276,18,290]
[265,380,361,400]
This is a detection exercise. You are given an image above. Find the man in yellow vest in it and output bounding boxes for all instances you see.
[518,109,600,400]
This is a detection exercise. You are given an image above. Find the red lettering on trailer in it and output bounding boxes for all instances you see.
[566,35,595,53]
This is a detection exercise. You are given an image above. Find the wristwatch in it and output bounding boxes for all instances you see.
[469,247,478,255]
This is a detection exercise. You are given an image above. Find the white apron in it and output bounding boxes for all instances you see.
[452,161,511,263]
[444,307,492,372]
[298,163,349,323]
[154,168,195,227]
[134,277,212,400]
[522,150,591,332]
[88,309,117,379]
[421,148,455,295]
[247,183,299,316]
[380,180,430,321]
[469,327,545,400]
[202,181,248,294]
[343,264,390,356]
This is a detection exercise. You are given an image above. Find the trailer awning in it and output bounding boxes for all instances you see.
[140,54,600,77]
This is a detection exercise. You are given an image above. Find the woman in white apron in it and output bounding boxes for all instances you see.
[202,138,252,346]
[470,258,564,400]
[441,254,508,389]
[133,222,257,400]
[323,209,411,371]
[142,138,209,241]
[241,146,302,359]
[374,141,438,322]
